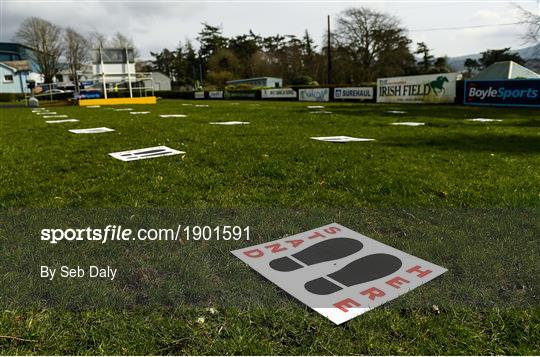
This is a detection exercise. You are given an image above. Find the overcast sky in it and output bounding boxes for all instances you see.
[1,0,538,59]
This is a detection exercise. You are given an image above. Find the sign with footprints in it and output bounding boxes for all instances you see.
[232,223,446,325]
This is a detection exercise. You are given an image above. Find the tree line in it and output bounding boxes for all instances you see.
[149,8,456,89]
[13,6,538,90]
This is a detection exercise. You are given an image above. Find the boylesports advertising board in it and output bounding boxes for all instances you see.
[464,79,540,108]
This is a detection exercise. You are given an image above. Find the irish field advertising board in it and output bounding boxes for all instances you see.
[377,73,459,104]
[261,88,297,99]
[299,88,330,102]
[334,87,373,100]
[194,91,205,99]
[232,223,446,325]
[464,79,540,108]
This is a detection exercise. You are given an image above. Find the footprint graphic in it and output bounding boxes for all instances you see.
[304,253,402,295]
[269,238,364,272]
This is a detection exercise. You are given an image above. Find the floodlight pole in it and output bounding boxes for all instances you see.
[125,47,133,98]
[100,47,107,99]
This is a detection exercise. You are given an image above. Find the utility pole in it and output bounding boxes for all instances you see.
[198,51,204,88]
[327,15,332,85]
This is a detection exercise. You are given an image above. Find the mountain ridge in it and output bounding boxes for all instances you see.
[447,44,539,71]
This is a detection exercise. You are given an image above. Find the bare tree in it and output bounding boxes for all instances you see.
[64,28,89,93]
[111,32,139,58]
[334,7,415,82]
[14,17,63,83]
[517,5,540,45]
[89,31,109,48]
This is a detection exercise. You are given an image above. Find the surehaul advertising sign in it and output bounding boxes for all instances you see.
[377,73,459,104]
[334,87,373,100]
[464,80,540,108]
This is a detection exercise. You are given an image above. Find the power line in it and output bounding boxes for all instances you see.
[410,22,522,32]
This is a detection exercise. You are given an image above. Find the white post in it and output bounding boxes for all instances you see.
[100,47,107,99]
[126,47,133,98]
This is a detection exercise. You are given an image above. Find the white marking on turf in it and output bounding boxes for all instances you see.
[307,105,325,109]
[130,111,150,115]
[43,115,67,118]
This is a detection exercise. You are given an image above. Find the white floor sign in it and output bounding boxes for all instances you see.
[209,121,250,125]
[232,223,447,325]
[46,119,79,124]
[109,146,185,161]
[391,122,425,126]
[311,136,375,143]
[69,127,115,134]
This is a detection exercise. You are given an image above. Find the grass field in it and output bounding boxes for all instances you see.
[0,99,539,354]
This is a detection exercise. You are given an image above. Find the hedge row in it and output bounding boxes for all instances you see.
[0,93,26,102]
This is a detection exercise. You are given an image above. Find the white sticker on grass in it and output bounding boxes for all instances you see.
[387,110,406,114]
[86,105,101,108]
[465,118,503,122]
[69,127,115,134]
[391,122,425,126]
[307,105,325,109]
[209,121,250,125]
[109,146,185,161]
[36,112,57,115]
[130,111,150,115]
[311,136,375,143]
[310,111,333,114]
[43,115,67,118]
[46,119,80,124]
[195,104,209,107]
[113,108,133,111]
[181,104,193,106]
[232,223,447,325]
[159,114,187,118]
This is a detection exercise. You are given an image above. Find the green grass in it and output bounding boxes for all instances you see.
[1,100,538,207]
[1,100,539,355]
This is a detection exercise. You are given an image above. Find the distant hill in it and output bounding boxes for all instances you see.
[447,44,540,71]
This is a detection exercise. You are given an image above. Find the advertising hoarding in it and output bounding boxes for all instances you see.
[334,87,373,100]
[299,88,329,102]
[377,73,459,103]
[464,79,540,108]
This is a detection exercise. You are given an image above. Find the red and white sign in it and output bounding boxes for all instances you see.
[231,223,447,325]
